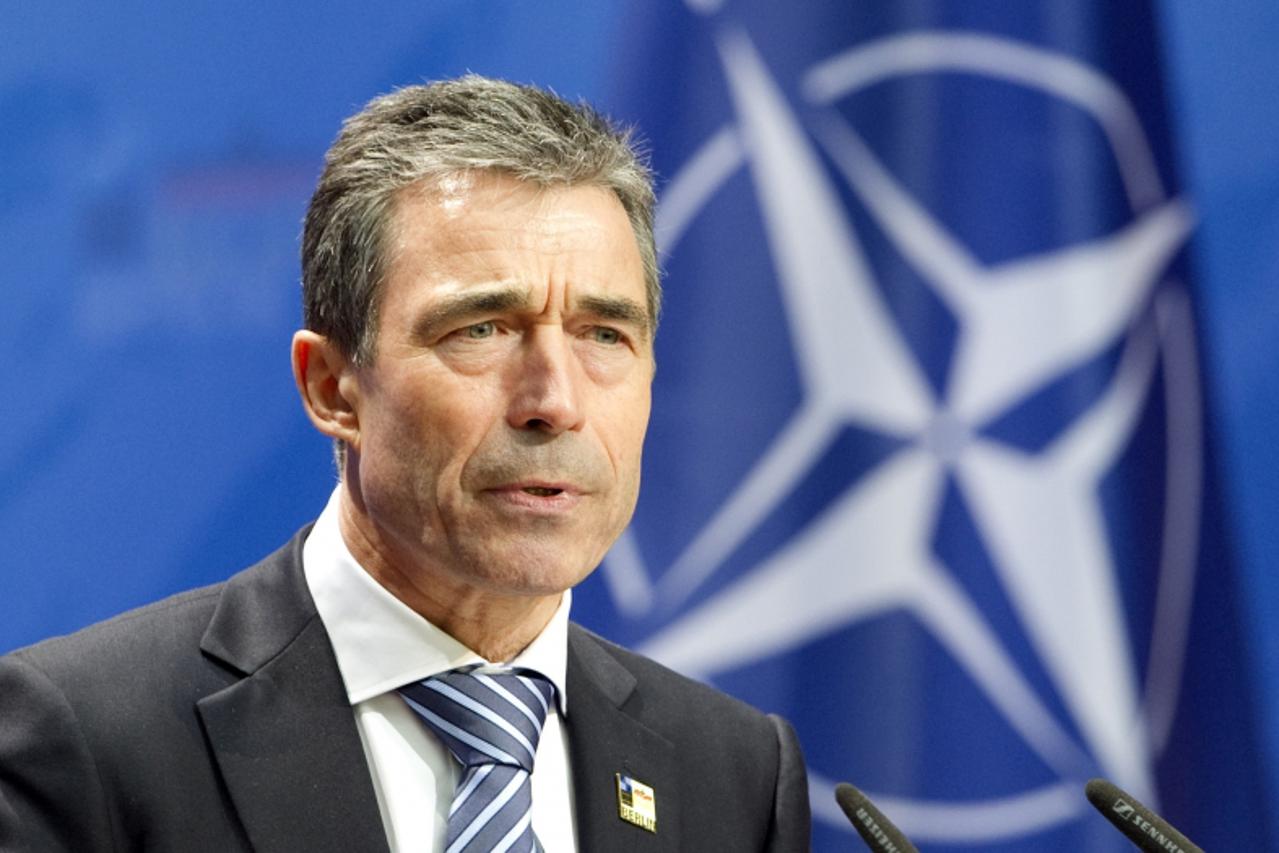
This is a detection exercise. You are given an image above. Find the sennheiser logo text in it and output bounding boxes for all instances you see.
[1111,800,1186,853]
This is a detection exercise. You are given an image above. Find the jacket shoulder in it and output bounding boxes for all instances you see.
[9,582,224,682]
[3,527,311,708]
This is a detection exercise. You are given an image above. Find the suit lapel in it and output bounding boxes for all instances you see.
[196,533,389,853]
[566,626,678,852]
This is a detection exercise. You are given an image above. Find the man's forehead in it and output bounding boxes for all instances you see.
[394,171,620,227]
[387,175,635,265]
[390,173,639,269]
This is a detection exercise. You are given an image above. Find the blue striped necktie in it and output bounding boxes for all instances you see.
[399,667,556,853]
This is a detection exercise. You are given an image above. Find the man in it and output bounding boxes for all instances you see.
[0,77,810,851]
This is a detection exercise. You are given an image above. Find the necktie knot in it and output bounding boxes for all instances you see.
[399,668,555,773]
[400,668,555,852]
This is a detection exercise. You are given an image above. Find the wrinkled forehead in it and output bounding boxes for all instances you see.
[380,172,649,323]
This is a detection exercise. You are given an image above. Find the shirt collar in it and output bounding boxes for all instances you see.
[303,487,571,712]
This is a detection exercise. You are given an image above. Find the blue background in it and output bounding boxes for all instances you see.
[3,2,1276,848]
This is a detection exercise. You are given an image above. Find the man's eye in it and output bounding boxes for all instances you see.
[464,321,496,339]
[592,327,622,345]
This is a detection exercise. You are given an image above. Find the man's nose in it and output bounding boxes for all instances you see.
[506,326,586,434]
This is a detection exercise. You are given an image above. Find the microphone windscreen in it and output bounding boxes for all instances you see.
[1084,778,1203,853]
[834,782,919,853]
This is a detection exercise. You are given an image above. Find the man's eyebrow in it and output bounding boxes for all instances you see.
[412,287,529,338]
[577,295,652,340]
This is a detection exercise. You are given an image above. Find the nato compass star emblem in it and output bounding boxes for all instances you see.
[597,23,1202,846]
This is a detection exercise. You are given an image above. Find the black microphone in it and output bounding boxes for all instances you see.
[834,782,919,853]
[1084,778,1203,853]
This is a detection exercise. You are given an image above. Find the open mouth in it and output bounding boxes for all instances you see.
[522,486,563,497]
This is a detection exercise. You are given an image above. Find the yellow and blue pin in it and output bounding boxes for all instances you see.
[615,773,657,832]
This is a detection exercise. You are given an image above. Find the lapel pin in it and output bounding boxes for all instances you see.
[616,773,657,833]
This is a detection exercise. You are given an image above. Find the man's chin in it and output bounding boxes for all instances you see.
[468,546,602,598]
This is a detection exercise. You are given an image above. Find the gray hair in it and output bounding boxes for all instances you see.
[301,74,659,365]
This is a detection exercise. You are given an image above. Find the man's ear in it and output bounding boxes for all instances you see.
[292,330,361,449]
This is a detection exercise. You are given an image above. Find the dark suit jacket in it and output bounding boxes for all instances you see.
[0,530,811,851]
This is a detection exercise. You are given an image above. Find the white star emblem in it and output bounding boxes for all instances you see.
[600,29,1203,844]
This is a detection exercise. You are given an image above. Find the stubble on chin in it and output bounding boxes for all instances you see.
[439,508,614,597]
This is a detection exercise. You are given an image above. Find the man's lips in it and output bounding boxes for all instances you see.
[483,481,585,508]
[501,480,580,495]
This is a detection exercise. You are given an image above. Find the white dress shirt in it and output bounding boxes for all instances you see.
[303,488,578,852]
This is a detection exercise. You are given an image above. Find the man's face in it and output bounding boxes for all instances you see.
[345,172,653,600]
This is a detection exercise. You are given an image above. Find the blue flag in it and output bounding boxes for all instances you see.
[573,2,1272,849]
[1,3,1271,849]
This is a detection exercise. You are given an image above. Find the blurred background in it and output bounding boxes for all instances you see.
[2,2,1276,849]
